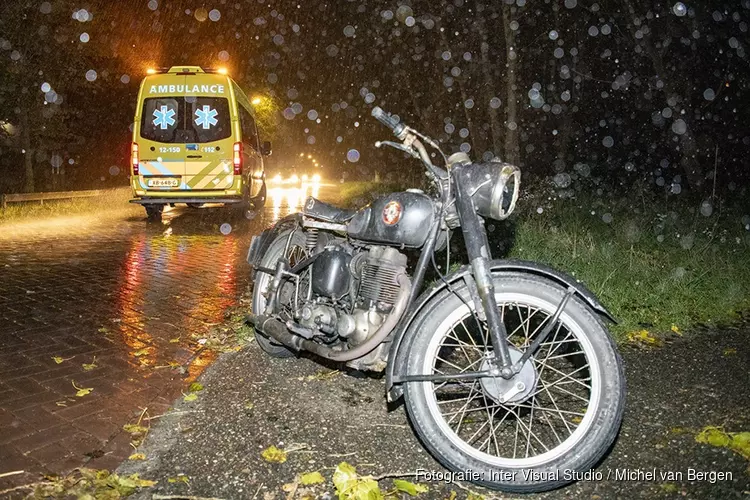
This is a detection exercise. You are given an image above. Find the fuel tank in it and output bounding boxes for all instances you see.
[347,191,435,248]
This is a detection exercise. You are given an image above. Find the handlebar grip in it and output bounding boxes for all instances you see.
[371,107,401,133]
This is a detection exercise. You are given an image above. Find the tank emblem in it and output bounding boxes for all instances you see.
[382,200,402,225]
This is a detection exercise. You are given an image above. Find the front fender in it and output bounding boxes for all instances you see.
[385,259,617,403]
[247,213,302,269]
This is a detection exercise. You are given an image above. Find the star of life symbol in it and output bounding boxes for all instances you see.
[152,105,175,130]
[195,105,218,129]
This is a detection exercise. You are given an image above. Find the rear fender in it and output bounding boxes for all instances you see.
[247,213,302,270]
[385,259,617,402]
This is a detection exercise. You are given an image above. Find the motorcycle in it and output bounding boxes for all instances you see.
[247,107,625,492]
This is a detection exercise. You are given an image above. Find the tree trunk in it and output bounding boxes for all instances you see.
[502,5,520,165]
[476,15,503,156]
[20,110,34,193]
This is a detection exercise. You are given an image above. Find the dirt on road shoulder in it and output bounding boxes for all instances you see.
[118,325,750,499]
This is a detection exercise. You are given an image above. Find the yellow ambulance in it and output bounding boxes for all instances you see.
[130,66,270,221]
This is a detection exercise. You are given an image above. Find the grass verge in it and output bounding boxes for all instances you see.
[338,181,750,340]
[0,187,134,222]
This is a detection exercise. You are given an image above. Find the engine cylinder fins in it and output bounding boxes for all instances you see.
[358,246,408,306]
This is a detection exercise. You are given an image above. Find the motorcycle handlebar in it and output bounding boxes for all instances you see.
[371,107,403,136]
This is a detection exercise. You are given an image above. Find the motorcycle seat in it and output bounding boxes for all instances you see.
[303,196,357,223]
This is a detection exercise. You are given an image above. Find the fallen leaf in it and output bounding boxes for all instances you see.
[72,381,93,397]
[261,445,287,463]
[244,401,255,410]
[132,348,150,357]
[670,324,682,335]
[695,426,750,460]
[393,479,428,496]
[300,471,325,485]
[98,327,110,334]
[306,370,340,382]
[169,338,180,343]
[188,382,204,392]
[128,453,146,461]
[167,475,189,484]
[123,424,148,435]
[52,356,74,364]
[183,393,198,402]
[82,357,97,371]
[333,462,383,500]
[723,348,737,356]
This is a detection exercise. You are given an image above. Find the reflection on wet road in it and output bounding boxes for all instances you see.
[0,184,335,484]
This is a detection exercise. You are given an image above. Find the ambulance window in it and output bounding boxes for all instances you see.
[140,98,180,143]
[239,107,259,151]
[140,97,231,143]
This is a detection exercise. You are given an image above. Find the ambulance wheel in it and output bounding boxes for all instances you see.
[145,204,163,222]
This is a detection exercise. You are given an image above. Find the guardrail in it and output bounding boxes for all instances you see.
[0,189,108,209]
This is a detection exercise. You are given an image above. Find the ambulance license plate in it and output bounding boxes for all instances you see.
[148,178,180,188]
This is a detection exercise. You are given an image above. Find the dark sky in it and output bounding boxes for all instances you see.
[0,0,748,196]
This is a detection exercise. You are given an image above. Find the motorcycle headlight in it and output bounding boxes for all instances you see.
[468,160,521,221]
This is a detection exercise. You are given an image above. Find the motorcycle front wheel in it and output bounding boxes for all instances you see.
[403,272,625,492]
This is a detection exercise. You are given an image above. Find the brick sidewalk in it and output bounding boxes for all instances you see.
[0,207,261,490]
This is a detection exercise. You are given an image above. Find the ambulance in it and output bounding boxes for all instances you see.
[130,66,270,221]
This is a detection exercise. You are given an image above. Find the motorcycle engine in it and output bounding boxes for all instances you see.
[303,245,407,371]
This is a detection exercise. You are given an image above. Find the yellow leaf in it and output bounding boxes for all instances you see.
[82,357,97,371]
[169,338,180,343]
[128,453,146,460]
[183,393,198,402]
[261,445,287,463]
[167,475,189,484]
[723,348,737,356]
[393,479,428,496]
[333,462,383,500]
[188,382,204,392]
[696,426,750,460]
[52,356,65,364]
[133,348,150,357]
[123,424,148,435]
[244,401,254,410]
[98,327,110,334]
[626,329,662,347]
[670,324,682,335]
[72,381,93,397]
[300,471,325,485]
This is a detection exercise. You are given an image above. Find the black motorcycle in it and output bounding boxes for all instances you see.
[247,107,625,492]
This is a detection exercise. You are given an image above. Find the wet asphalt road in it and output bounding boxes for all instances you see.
[117,323,750,499]
[0,183,332,490]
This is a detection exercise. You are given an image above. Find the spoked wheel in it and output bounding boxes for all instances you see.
[403,272,625,492]
[251,229,309,358]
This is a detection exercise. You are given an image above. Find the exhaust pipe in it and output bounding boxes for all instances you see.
[248,274,411,362]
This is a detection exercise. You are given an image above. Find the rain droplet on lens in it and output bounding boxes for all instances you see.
[307,109,318,120]
[218,50,230,61]
[120,74,130,84]
[602,136,614,148]
[80,32,89,43]
[464,99,474,109]
[39,1,52,14]
[672,2,687,17]
[109,165,120,176]
[671,119,687,135]
[41,82,51,93]
[209,9,221,21]
[549,30,559,40]
[85,69,97,82]
[700,200,713,217]
[343,25,356,37]
[347,149,360,162]
[148,0,158,11]
[220,223,232,235]
[602,213,613,223]
[703,88,715,101]
[490,97,501,108]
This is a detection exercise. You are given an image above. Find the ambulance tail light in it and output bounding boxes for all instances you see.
[131,143,139,175]
[233,142,242,175]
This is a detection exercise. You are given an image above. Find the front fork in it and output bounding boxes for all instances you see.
[453,166,515,379]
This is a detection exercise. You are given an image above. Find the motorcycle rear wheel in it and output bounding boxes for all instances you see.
[251,229,308,358]
[403,272,625,492]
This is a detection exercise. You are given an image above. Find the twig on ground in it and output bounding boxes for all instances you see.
[328,452,357,458]
[152,495,227,500]
[0,471,24,479]
[370,471,417,481]
[145,410,201,421]
[0,483,35,496]
[251,482,264,499]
